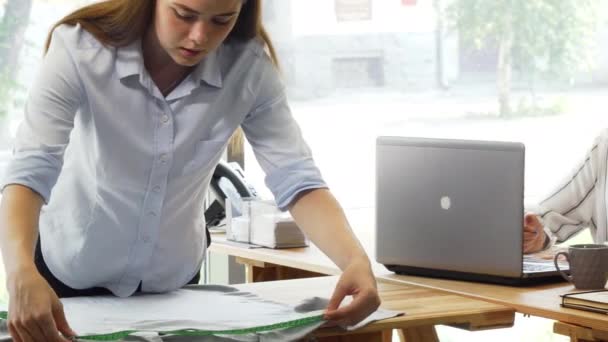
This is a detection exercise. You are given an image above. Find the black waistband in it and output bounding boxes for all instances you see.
[34,238,201,298]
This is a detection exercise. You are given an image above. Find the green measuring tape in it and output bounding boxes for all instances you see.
[0,311,324,341]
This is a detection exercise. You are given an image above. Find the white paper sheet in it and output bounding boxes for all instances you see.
[0,284,400,341]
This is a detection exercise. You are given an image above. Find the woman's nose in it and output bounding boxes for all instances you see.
[189,21,209,46]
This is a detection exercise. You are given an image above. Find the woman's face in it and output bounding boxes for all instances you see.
[154,0,243,66]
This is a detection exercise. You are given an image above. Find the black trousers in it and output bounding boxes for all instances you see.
[34,239,201,298]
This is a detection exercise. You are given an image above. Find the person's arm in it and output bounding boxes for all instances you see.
[0,25,82,342]
[288,188,380,326]
[240,43,379,325]
[0,185,43,280]
[524,131,608,252]
[0,185,75,342]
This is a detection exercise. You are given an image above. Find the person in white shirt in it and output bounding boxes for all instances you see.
[524,129,608,253]
[0,1,380,341]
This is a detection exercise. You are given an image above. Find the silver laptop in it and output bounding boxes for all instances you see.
[375,136,568,285]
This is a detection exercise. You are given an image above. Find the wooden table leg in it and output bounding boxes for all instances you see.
[554,321,608,342]
[398,325,440,342]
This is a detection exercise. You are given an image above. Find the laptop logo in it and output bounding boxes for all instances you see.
[440,196,451,210]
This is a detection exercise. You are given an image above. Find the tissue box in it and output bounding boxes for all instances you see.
[249,200,308,249]
[226,199,308,248]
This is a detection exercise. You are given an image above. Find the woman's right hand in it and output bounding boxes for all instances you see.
[523,213,547,254]
[6,267,76,342]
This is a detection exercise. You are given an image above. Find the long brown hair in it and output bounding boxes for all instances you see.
[43,0,279,66]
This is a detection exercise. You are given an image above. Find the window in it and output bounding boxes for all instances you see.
[245,0,608,214]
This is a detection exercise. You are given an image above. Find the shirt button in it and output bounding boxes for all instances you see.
[161,115,169,123]
[160,154,168,163]
[153,186,161,193]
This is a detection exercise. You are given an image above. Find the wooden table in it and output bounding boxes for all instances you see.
[381,273,608,342]
[232,274,515,342]
[209,224,608,342]
[209,233,517,341]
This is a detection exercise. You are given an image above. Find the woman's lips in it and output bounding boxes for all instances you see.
[179,47,203,58]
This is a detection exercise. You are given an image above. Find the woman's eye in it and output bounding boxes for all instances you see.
[212,18,232,26]
[173,9,196,21]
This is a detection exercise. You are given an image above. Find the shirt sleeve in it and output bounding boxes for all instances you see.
[240,53,327,211]
[532,131,608,243]
[0,25,83,203]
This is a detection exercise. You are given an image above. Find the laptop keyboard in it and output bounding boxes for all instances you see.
[523,254,569,273]
[523,261,557,272]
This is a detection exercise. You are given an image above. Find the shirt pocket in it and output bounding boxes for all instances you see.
[182,139,227,175]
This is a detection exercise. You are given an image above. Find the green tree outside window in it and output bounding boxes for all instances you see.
[447,0,602,117]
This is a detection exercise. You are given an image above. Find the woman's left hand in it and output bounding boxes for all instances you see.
[323,257,381,327]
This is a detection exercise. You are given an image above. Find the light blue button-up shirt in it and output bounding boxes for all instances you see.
[1,24,326,297]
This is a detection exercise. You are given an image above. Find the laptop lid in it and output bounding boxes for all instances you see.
[375,136,525,279]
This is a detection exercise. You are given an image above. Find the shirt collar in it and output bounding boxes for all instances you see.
[116,39,143,80]
[193,48,223,88]
[116,40,223,89]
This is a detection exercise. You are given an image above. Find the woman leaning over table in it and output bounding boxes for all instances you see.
[0,1,380,341]
[524,129,608,253]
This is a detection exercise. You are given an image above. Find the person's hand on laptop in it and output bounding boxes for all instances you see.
[523,213,548,254]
